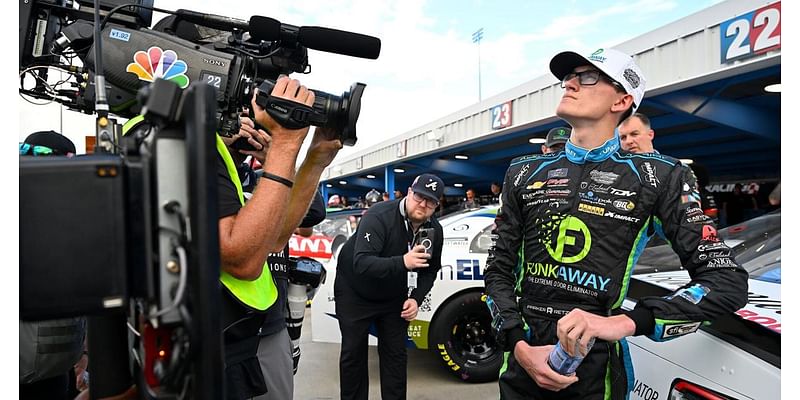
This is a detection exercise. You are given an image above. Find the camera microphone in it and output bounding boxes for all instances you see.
[297,26,381,60]
[249,16,381,60]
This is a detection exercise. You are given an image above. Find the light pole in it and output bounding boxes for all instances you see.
[472,28,483,102]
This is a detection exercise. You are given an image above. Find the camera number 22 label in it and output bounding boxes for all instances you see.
[720,2,780,64]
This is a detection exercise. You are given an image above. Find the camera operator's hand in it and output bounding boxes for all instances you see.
[403,245,431,270]
[401,298,419,321]
[304,127,343,169]
[251,75,314,147]
[236,116,271,164]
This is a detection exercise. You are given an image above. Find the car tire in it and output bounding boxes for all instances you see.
[428,291,502,383]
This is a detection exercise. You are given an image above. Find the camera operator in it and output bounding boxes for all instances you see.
[221,112,326,400]
[217,75,342,399]
[334,174,445,400]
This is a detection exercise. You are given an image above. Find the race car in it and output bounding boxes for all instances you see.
[311,205,781,394]
[288,208,367,262]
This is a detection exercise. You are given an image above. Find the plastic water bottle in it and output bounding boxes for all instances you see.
[547,337,596,375]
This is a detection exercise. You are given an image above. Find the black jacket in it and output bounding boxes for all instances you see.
[336,198,443,304]
[484,136,749,349]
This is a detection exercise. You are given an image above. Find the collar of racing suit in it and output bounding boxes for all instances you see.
[564,131,620,164]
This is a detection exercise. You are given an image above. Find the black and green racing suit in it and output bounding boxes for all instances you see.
[484,135,749,399]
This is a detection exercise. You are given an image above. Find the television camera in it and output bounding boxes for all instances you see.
[19,1,380,398]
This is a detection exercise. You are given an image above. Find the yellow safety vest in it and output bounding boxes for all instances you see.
[216,135,278,311]
[122,117,277,311]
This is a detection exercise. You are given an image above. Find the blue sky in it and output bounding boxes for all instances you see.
[18,0,725,158]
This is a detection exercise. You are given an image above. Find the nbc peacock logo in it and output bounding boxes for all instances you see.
[126,47,190,88]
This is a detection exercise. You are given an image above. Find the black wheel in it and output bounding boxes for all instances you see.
[428,291,502,383]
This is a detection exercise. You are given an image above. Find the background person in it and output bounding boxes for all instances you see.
[334,174,445,400]
[461,188,480,209]
[542,126,571,154]
[19,131,86,400]
[618,113,655,153]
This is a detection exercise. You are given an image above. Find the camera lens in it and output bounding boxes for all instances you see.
[254,79,365,147]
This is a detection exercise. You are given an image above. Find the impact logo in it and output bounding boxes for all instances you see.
[514,164,530,187]
[537,214,591,264]
[126,47,190,88]
[641,162,659,188]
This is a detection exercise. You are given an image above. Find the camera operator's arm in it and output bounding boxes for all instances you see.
[218,76,314,280]
[275,128,343,246]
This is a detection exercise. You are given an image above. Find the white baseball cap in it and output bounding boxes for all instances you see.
[549,48,646,112]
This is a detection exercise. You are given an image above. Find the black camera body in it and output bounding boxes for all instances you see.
[287,256,327,288]
[20,1,380,146]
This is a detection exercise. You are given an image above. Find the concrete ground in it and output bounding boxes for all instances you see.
[293,308,500,400]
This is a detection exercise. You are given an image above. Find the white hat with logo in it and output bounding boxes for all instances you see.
[549,48,646,112]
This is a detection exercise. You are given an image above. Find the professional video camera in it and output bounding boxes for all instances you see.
[19,1,380,398]
[20,0,380,145]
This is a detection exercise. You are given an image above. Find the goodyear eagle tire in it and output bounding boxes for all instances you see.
[429,291,502,383]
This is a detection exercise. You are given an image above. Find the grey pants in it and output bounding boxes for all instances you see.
[251,329,293,400]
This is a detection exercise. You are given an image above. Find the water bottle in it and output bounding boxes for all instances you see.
[547,337,596,375]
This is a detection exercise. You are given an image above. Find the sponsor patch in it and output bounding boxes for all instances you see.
[702,225,719,242]
[706,257,737,267]
[613,199,635,211]
[548,168,568,178]
[685,214,709,223]
[547,178,570,187]
[604,211,641,223]
[579,203,605,216]
[610,188,636,197]
[589,170,619,185]
[641,162,659,187]
[697,242,728,252]
[527,181,546,190]
[513,164,530,187]
[579,191,612,206]
[662,321,702,338]
[588,183,611,193]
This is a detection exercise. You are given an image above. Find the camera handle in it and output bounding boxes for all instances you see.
[255,88,327,130]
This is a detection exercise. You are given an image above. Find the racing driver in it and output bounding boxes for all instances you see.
[484,48,749,399]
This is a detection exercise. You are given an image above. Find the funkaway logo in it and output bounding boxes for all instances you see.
[538,215,591,264]
[588,48,607,63]
[526,262,611,292]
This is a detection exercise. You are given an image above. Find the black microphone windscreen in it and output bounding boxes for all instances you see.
[249,16,282,41]
[298,27,381,60]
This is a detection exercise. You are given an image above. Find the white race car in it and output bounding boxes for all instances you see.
[311,206,781,395]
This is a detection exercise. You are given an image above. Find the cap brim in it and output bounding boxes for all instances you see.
[550,51,593,81]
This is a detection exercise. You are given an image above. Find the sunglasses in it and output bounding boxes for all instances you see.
[19,143,55,156]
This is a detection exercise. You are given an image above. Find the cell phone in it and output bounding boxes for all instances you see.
[231,136,258,152]
[415,228,435,254]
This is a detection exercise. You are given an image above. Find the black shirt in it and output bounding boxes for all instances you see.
[336,199,443,305]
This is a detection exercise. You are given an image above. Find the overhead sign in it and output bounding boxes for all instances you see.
[720,2,780,64]
[491,101,512,130]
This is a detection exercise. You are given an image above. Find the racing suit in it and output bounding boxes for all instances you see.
[484,136,749,399]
